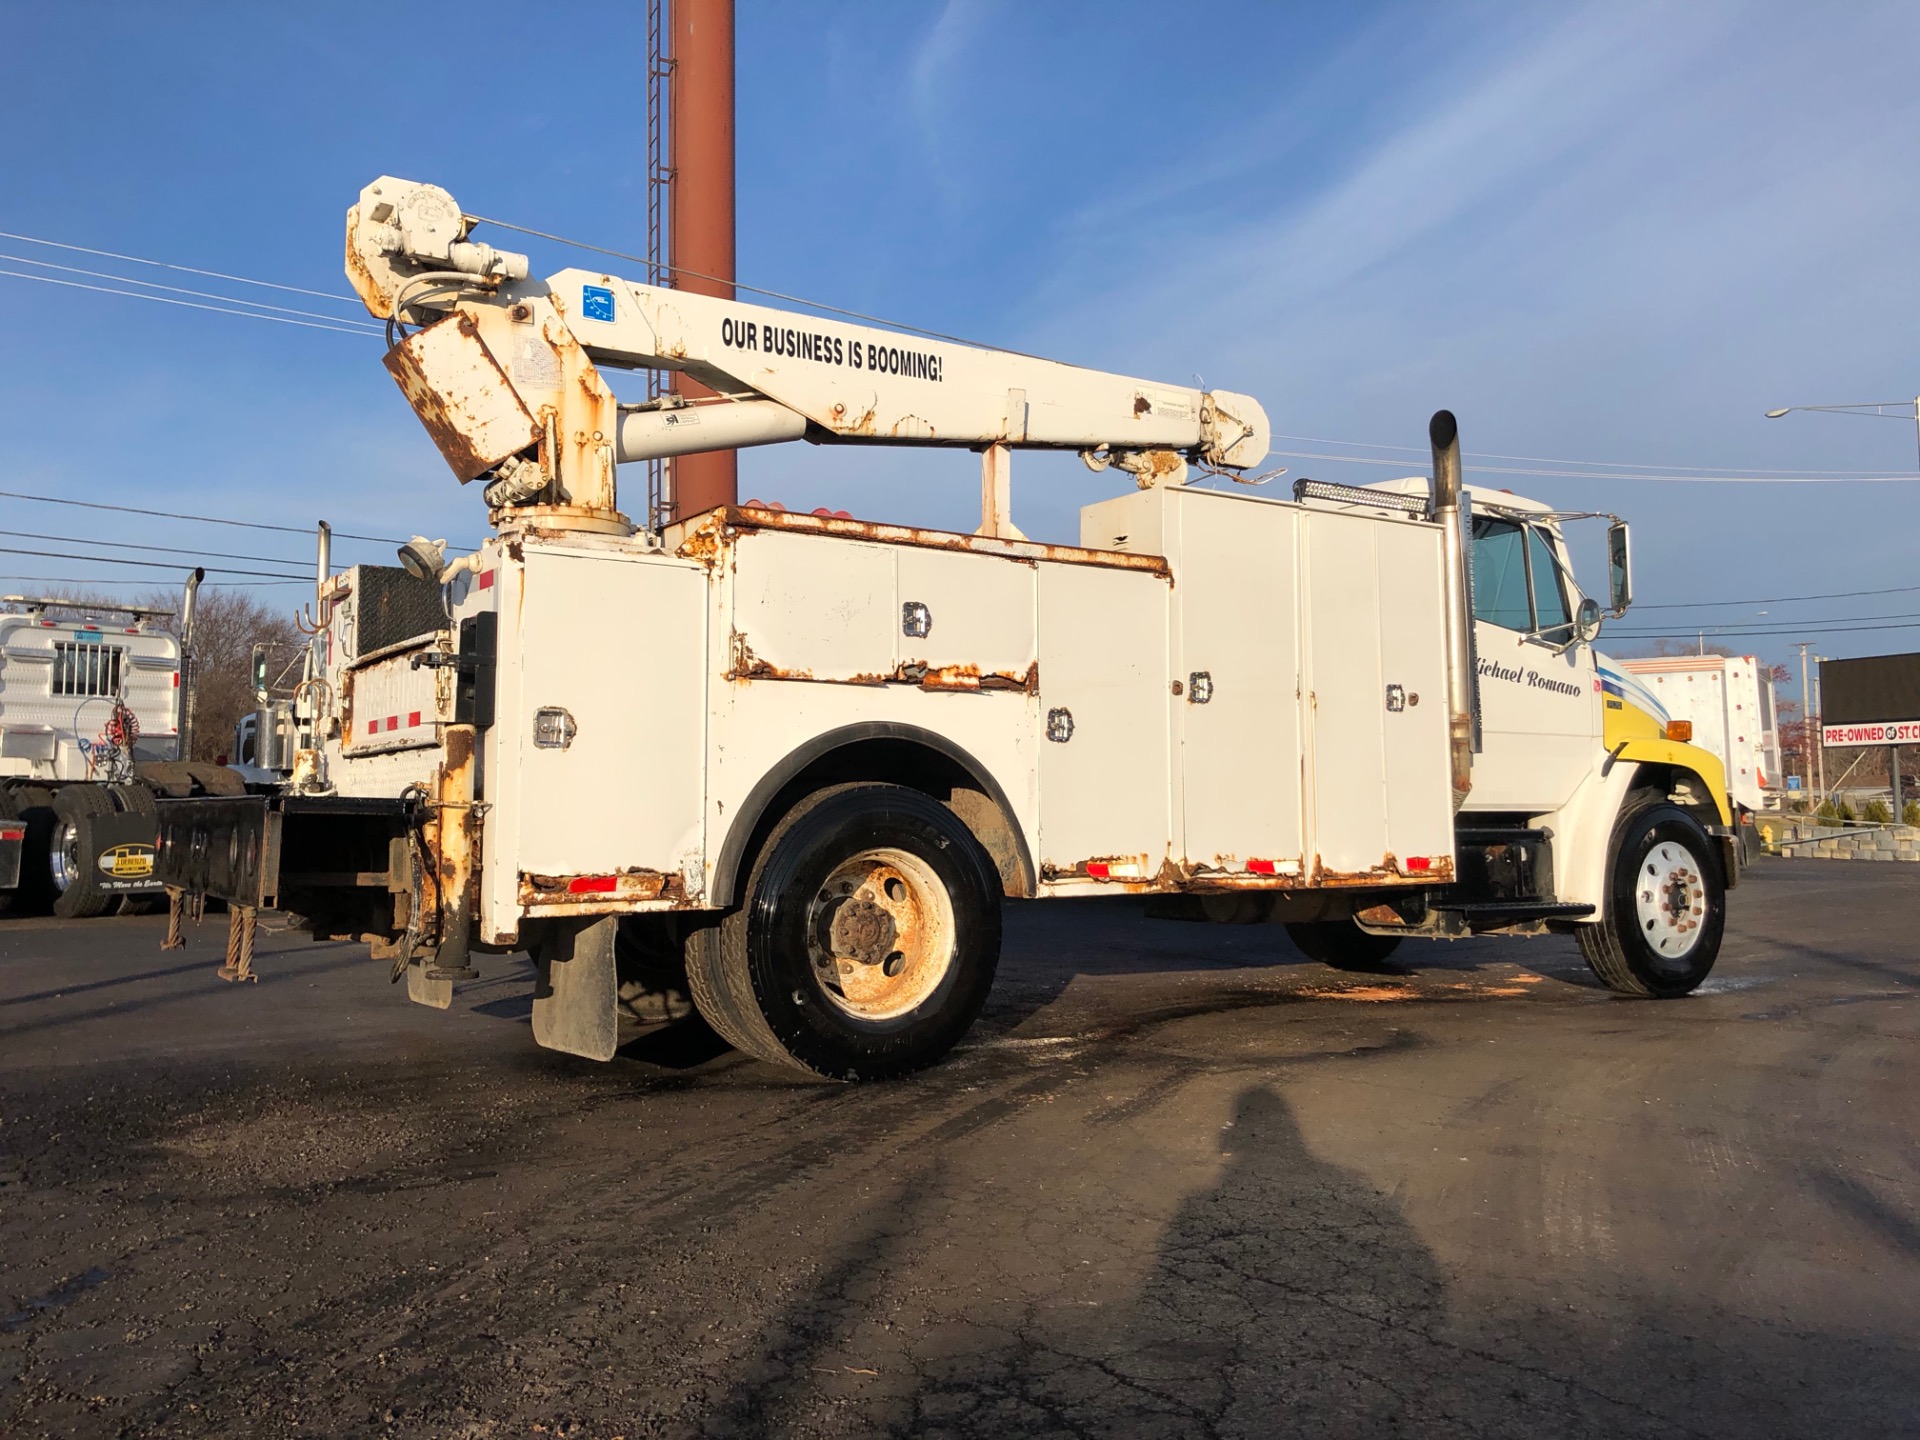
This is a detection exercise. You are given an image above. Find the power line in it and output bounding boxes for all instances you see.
[0,267,374,337]
[0,544,310,580]
[0,229,364,305]
[0,251,383,332]
[1272,432,1905,477]
[466,211,1056,359]
[1273,448,1920,484]
[1611,617,1920,640]
[3,529,316,571]
[0,489,419,545]
[0,574,306,590]
[1634,582,1920,611]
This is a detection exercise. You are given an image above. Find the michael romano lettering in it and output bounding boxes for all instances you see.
[1478,656,1584,698]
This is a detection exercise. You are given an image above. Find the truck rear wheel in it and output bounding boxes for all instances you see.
[11,785,57,914]
[1285,921,1404,972]
[0,788,19,916]
[1577,799,1724,997]
[49,786,117,920]
[686,783,1002,1080]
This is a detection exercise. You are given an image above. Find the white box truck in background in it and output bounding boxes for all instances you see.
[1618,655,1782,859]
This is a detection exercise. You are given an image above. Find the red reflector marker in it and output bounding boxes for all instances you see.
[172,671,180,687]
[567,875,619,894]
[1085,862,1111,879]
[1247,859,1276,875]
[477,570,495,590]
[408,711,421,728]
[1407,856,1432,872]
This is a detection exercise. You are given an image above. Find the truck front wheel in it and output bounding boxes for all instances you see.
[1577,799,1725,997]
[687,784,1003,1080]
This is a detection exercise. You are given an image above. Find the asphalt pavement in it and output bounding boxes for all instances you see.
[1,859,1916,1438]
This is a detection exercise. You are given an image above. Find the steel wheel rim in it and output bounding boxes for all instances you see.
[1634,839,1706,966]
[805,846,956,1021]
[49,818,81,893]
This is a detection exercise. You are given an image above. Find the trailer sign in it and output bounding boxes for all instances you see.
[1823,720,1920,747]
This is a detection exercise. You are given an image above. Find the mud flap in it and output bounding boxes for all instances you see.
[407,964,453,1010]
[531,916,619,1061]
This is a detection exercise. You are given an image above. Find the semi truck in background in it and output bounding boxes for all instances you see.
[0,573,244,918]
[150,177,1741,1079]
[1618,654,1783,861]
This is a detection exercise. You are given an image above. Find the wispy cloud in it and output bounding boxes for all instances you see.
[907,0,997,207]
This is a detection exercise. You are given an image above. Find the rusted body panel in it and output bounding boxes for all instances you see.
[299,481,1459,964]
[384,314,540,481]
[671,505,1171,576]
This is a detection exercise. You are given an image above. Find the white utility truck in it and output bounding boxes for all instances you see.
[1618,654,1782,859]
[0,578,243,917]
[154,178,1738,1077]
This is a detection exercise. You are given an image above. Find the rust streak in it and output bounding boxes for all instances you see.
[696,505,1170,575]
[517,868,688,907]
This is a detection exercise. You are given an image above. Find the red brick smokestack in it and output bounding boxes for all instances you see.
[669,0,737,516]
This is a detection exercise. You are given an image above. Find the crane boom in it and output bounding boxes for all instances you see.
[345,177,1270,531]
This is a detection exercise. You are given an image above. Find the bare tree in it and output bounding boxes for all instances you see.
[170,589,303,762]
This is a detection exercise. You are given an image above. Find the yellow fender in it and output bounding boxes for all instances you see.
[1611,739,1731,826]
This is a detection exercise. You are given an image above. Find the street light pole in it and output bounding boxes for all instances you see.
[1765,398,1920,472]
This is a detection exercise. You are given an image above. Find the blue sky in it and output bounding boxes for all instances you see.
[3,0,1918,684]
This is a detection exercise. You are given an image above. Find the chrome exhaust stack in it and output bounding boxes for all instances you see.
[1429,410,1478,811]
[178,566,205,763]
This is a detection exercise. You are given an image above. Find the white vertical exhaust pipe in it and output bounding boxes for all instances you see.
[1429,410,1476,811]
[178,566,204,763]
[316,520,332,605]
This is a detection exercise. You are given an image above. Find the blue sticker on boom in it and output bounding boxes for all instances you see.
[582,285,615,321]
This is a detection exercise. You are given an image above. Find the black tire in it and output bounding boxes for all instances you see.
[0,787,18,916]
[49,786,117,920]
[614,915,697,1027]
[1285,920,1404,972]
[1577,798,1725,997]
[107,784,162,914]
[686,783,1003,1080]
[12,785,58,914]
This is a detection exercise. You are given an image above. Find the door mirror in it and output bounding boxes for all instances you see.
[1575,595,1603,644]
[1606,522,1632,616]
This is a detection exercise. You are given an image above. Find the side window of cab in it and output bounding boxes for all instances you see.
[1471,518,1532,631]
[1528,526,1572,636]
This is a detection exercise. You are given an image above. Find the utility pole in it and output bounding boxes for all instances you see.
[1815,656,1827,801]
[667,0,738,519]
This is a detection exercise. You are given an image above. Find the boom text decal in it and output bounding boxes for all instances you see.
[720,318,943,381]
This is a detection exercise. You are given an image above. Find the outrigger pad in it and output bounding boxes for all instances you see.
[407,962,453,1011]
[531,916,619,1061]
